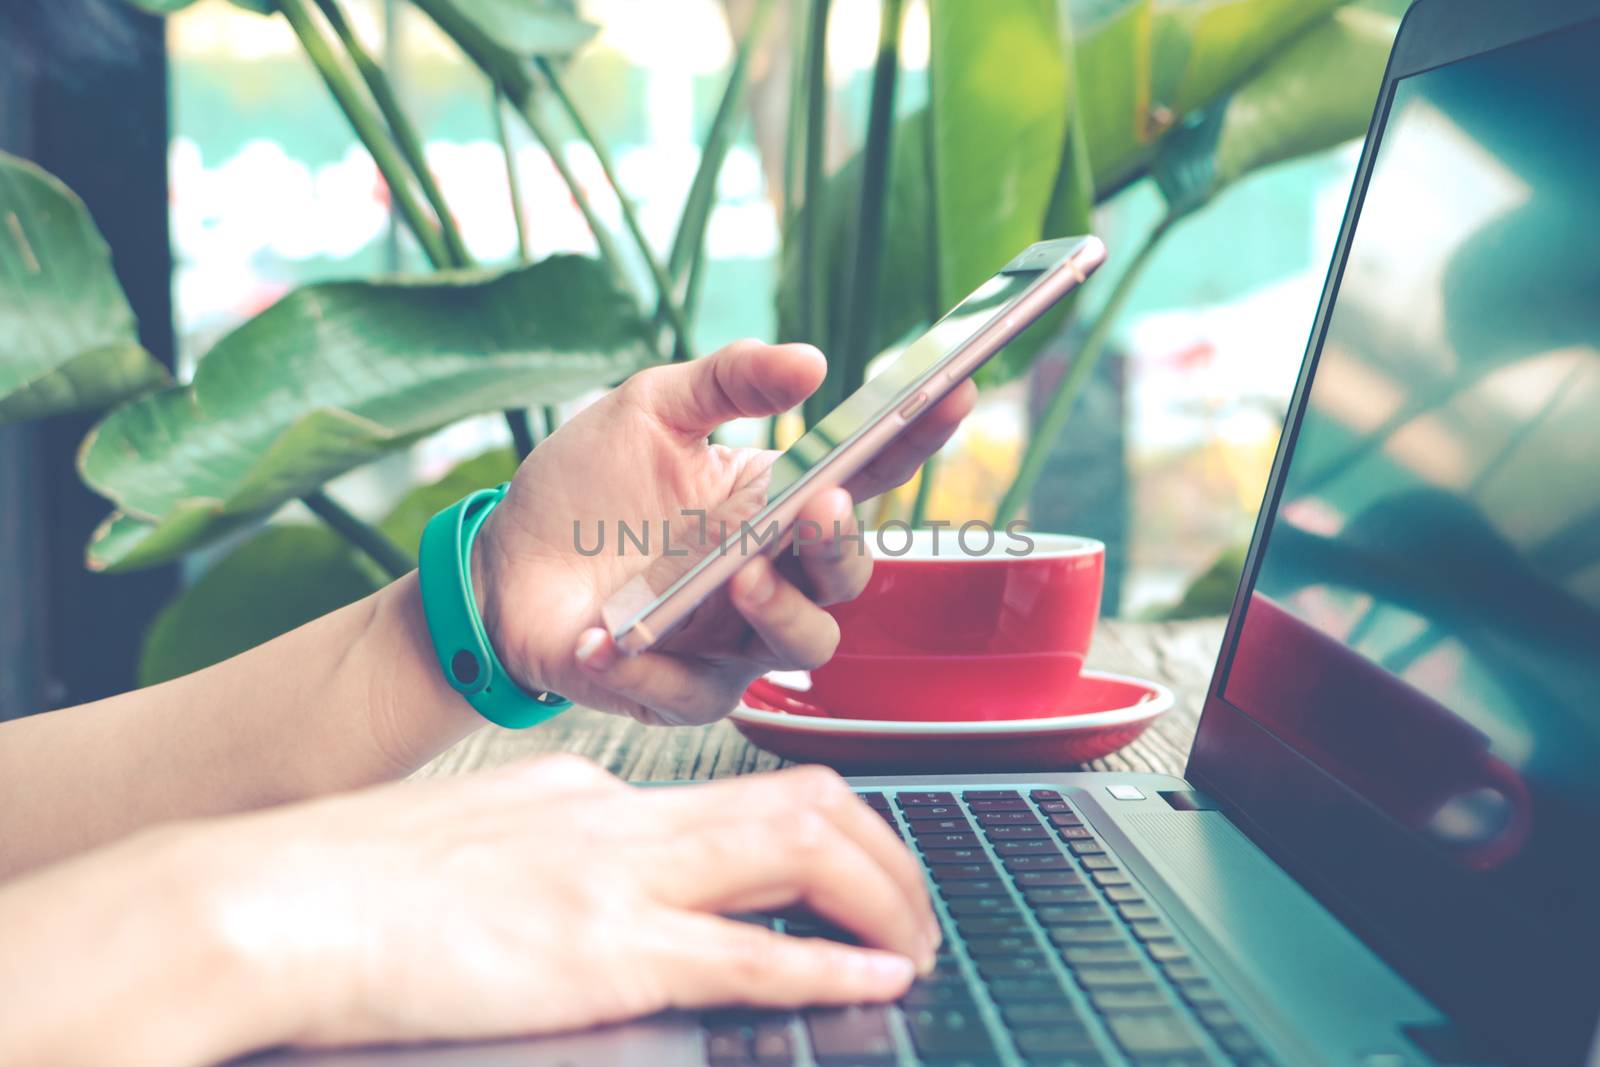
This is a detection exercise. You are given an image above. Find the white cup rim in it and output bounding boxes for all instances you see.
[863,527,1104,563]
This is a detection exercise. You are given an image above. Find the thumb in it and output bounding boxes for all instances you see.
[641,340,826,438]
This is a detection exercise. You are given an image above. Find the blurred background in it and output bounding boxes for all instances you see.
[0,0,1413,712]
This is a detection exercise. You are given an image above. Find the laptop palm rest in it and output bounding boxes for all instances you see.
[1105,806,1446,1065]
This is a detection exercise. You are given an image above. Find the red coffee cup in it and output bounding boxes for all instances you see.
[805,529,1105,721]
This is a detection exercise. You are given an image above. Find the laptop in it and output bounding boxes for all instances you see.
[256,1,1600,1064]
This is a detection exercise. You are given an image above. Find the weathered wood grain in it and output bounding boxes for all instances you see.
[414,619,1228,783]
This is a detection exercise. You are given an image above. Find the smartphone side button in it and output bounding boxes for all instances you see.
[897,391,930,420]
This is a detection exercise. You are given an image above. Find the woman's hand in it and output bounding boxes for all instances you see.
[190,757,936,1055]
[475,340,974,725]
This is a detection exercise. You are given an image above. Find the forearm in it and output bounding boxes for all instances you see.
[0,573,478,877]
[0,822,295,1067]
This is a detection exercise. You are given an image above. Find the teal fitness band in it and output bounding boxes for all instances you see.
[418,484,572,729]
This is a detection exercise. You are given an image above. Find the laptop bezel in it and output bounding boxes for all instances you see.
[1182,0,1600,1061]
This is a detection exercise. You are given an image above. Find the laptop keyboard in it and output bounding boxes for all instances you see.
[701,788,1276,1067]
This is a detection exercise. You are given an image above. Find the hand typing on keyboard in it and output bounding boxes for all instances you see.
[0,756,936,1064]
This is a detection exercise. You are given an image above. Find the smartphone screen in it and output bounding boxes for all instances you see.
[765,270,1037,503]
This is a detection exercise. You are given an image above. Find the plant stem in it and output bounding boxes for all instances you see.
[534,58,698,363]
[492,87,532,262]
[910,450,939,527]
[541,404,562,438]
[994,213,1177,527]
[302,489,414,579]
[313,0,469,268]
[836,0,903,404]
[797,0,832,426]
[662,0,777,357]
[505,408,537,459]
[278,0,453,271]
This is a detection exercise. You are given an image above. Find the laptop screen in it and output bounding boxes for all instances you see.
[1217,13,1600,1058]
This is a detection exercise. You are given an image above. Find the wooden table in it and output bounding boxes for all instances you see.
[415,619,1228,783]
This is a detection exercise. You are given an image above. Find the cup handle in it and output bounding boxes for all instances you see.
[1459,755,1533,871]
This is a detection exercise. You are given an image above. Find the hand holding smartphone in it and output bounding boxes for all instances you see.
[602,236,1107,655]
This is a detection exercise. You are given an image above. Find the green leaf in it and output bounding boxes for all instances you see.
[1070,0,1156,196]
[928,0,1071,314]
[418,0,597,59]
[0,151,168,425]
[1151,7,1396,217]
[1151,0,1346,118]
[137,525,385,686]
[81,255,657,572]
[378,447,519,551]
[1212,7,1395,185]
[136,447,522,684]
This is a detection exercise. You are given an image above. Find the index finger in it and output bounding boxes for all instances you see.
[844,380,976,501]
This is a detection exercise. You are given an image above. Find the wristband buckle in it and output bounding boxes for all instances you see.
[418,484,572,729]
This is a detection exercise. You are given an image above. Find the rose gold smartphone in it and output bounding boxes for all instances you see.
[603,235,1107,655]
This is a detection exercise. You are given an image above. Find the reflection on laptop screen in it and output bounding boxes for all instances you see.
[1222,11,1600,1046]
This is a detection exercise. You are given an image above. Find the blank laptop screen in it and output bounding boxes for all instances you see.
[1221,14,1600,1057]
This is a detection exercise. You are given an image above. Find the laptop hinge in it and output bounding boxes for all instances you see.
[1157,788,1223,812]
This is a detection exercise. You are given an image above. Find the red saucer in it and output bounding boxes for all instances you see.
[732,669,1173,771]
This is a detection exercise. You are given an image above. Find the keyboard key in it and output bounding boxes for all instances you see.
[1056,825,1094,839]
[705,1026,750,1066]
[1103,886,1143,903]
[1080,855,1118,870]
[1160,960,1205,983]
[965,933,1043,959]
[999,1001,1078,1027]
[1196,1005,1238,1029]
[804,1004,895,1064]
[1060,944,1140,967]
[910,817,973,835]
[1090,869,1131,887]
[1004,854,1073,871]
[897,792,957,807]
[1014,869,1082,888]
[1021,885,1096,906]
[751,1021,795,1066]
[1074,964,1155,988]
[1129,921,1170,942]
[993,838,1060,856]
[905,1005,998,1058]
[968,798,1032,812]
[1116,902,1160,922]
[963,790,1024,801]
[1067,838,1105,856]
[1011,1023,1100,1055]
[1035,904,1108,925]
[1146,942,1190,964]
[919,832,982,849]
[974,954,1055,979]
[1103,1011,1204,1055]
[902,983,976,1008]
[974,810,1039,825]
[1045,922,1124,945]
[1030,789,1064,801]
[938,878,1010,897]
[906,804,964,819]
[1178,981,1225,1007]
[1085,985,1168,1012]
[931,863,996,881]
[984,824,1051,840]
[955,916,1024,936]
[945,896,1021,917]
[986,975,1066,1002]
[924,848,991,864]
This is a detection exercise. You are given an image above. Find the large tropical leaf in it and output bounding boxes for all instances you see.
[136,448,520,685]
[928,0,1071,315]
[81,255,656,572]
[1151,7,1395,216]
[0,152,168,425]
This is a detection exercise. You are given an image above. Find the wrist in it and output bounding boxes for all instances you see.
[469,508,562,699]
